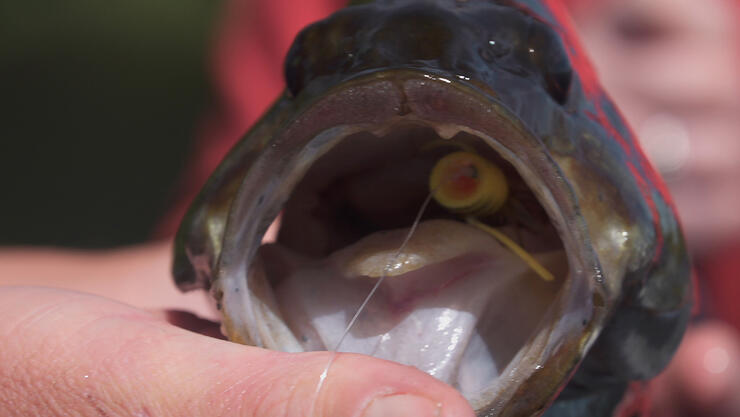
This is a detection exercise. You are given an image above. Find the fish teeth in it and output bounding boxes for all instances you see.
[433,124,462,140]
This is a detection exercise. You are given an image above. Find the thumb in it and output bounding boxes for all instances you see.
[0,287,475,417]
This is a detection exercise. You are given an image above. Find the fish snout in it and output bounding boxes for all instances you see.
[284,1,572,105]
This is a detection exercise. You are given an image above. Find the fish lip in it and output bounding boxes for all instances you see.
[209,69,607,415]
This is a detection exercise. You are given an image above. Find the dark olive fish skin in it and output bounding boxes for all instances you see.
[173,1,692,416]
[286,0,573,106]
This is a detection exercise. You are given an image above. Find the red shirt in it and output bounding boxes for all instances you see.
[158,0,345,237]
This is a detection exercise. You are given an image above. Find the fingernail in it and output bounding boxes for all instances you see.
[364,394,442,417]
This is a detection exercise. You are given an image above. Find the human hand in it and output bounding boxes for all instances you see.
[0,286,475,417]
[0,242,214,318]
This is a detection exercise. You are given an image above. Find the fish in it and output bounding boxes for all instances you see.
[171,0,693,416]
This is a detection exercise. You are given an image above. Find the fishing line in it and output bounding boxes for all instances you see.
[307,189,436,417]
[306,149,554,415]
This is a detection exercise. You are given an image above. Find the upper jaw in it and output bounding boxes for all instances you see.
[182,70,608,415]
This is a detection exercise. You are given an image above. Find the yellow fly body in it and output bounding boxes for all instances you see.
[428,151,509,217]
[429,151,555,282]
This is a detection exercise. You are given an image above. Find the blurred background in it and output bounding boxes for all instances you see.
[0,0,219,248]
[1,0,739,415]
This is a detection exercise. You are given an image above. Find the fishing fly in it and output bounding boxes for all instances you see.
[429,150,555,282]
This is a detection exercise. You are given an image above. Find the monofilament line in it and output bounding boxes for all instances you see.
[307,190,436,417]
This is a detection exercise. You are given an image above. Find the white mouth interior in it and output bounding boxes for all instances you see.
[261,219,566,398]
[252,124,568,403]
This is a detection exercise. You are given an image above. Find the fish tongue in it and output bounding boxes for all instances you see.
[274,248,530,395]
[360,254,526,391]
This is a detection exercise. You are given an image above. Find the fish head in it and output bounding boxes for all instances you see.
[173,1,692,415]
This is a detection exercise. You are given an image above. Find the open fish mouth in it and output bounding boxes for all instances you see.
[257,123,569,408]
[198,72,604,414]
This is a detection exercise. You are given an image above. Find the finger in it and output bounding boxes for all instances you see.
[0,287,475,417]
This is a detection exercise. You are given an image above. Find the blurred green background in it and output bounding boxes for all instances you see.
[0,0,220,248]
